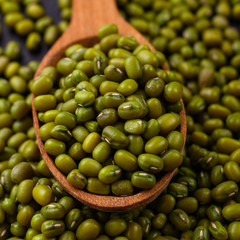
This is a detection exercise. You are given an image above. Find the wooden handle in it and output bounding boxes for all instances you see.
[69,0,153,48]
[69,0,120,38]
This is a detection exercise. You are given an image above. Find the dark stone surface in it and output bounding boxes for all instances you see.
[0,0,62,65]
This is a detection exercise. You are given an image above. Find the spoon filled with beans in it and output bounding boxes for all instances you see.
[32,0,186,211]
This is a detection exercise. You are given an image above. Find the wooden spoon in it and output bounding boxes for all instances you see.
[32,0,187,212]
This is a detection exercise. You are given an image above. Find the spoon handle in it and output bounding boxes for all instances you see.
[68,0,153,46]
[69,0,120,39]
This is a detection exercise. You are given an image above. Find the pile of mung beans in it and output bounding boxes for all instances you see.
[1,0,71,50]
[0,0,240,239]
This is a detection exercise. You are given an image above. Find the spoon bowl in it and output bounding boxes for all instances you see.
[32,0,187,212]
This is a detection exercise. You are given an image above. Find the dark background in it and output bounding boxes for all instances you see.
[0,0,62,65]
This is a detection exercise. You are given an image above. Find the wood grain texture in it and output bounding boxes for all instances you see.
[32,0,187,211]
